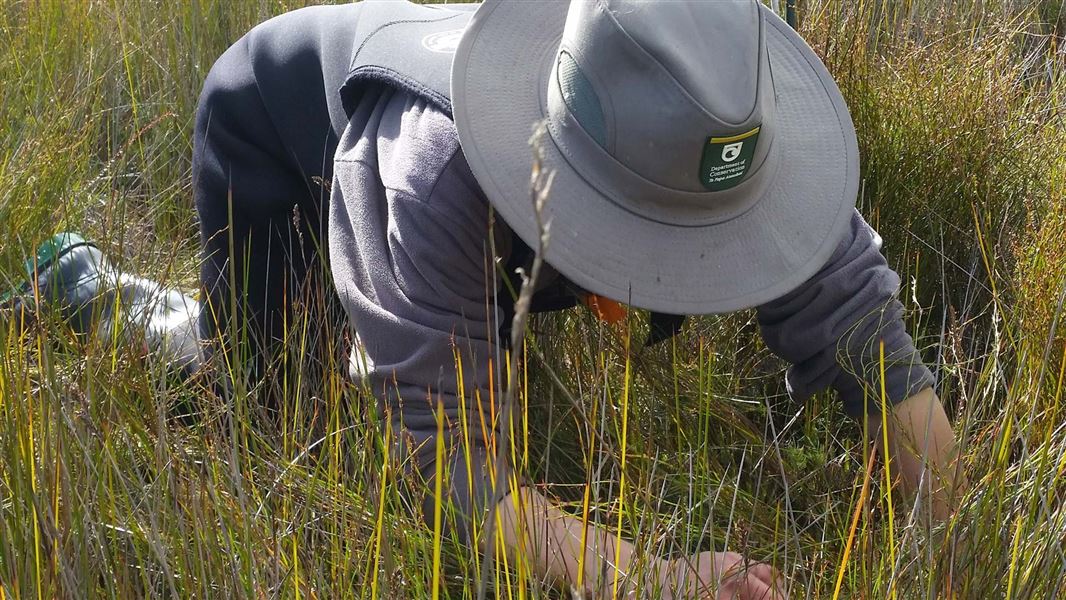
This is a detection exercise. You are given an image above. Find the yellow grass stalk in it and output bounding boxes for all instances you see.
[878,340,897,599]
[432,397,446,600]
[1005,514,1025,599]
[575,352,602,592]
[30,332,42,600]
[370,419,391,599]
[611,333,632,599]
[831,437,878,600]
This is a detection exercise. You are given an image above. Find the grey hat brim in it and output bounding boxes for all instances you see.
[451,0,859,315]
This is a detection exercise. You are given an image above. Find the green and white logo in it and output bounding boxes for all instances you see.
[721,142,744,162]
[700,126,760,191]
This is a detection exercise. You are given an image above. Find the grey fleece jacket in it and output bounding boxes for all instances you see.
[328,84,934,534]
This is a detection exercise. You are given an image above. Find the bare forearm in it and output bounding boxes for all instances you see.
[884,387,965,520]
[494,487,657,597]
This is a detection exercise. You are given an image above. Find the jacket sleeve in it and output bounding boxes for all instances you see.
[328,88,511,542]
[756,210,935,418]
[194,4,361,350]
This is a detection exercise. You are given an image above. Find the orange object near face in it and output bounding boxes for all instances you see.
[582,293,626,324]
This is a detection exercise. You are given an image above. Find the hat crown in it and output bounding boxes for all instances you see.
[604,0,760,124]
[548,0,775,199]
[450,0,860,314]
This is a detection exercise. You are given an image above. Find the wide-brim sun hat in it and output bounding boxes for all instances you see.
[451,0,859,315]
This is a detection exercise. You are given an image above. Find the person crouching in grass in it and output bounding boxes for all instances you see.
[4,1,965,597]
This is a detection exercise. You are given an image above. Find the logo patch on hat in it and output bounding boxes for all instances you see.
[700,127,760,191]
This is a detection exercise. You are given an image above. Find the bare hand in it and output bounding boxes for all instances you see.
[657,551,788,599]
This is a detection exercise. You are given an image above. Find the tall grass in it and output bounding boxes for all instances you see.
[0,0,1064,598]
